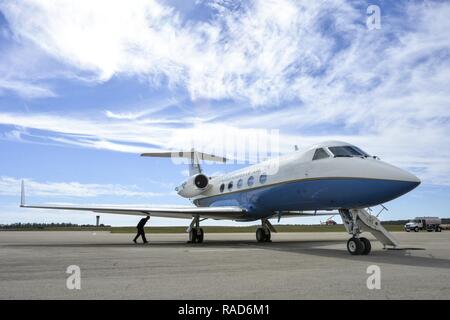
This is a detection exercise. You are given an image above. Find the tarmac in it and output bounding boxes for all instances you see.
[0,231,449,299]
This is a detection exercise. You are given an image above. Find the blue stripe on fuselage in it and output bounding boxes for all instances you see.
[194,178,419,219]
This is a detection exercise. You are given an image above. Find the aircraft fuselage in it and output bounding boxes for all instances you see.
[193,141,420,221]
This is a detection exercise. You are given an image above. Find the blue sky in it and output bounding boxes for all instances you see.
[0,0,449,226]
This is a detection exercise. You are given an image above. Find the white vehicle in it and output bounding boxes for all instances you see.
[20,141,421,255]
[404,217,442,232]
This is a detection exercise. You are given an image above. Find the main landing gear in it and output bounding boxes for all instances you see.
[189,227,204,243]
[256,219,275,243]
[188,216,204,244]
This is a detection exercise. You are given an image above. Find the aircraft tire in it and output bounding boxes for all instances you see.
[347,237,364,255]
[196,228,204,243]
[256,228,265,242]
[189,228,197,243]
[360,237,371,255]
[265,229,271,242]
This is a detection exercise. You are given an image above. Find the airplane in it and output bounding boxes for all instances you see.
[20,141,421,255]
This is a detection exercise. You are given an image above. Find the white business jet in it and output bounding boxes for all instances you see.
[20,141,420,255]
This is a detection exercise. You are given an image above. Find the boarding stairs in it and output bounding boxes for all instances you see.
[339,208,399,248]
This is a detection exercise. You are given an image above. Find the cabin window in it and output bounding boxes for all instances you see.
[247,176,255,186]
[312,148,329,160]
[237,179,243,188]
[219,184,225,193]
[329,146,365,157]
[228,181,233,191]
[259,174,267,184]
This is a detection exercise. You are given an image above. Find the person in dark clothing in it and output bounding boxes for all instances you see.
[133,216,150,244]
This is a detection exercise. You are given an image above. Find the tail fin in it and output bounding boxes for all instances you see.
[20,180,25,207]
[141,149,227,176]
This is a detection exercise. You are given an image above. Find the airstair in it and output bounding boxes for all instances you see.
[339,208,399,248]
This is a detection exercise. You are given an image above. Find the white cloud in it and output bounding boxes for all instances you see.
[0,0,449,187]
[0,176,172,197]
[0,0,356,105]
[0,78,56,98]
[0,106,449,186]
[1,0,449,108]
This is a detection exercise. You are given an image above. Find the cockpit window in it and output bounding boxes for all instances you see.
[352,146,370,157]
[312,148,330,160]
[329,146,367,158]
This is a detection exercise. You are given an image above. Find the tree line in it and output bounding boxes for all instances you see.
[0,222,110,229]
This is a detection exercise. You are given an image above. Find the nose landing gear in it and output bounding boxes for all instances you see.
[347,237,371,255]
[339,208,395,255]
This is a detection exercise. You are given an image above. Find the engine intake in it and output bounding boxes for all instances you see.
[194,174,208,189]
[176,174,210,198]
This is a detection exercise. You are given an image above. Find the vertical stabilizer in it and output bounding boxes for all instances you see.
[20,180,25,207]
[189,148,202,176]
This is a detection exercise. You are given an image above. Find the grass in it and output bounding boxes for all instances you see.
[0,224,406,233]
[110,224,405,233]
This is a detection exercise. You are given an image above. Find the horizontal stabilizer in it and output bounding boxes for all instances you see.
[142,149,228,176]
[141,151,227,163]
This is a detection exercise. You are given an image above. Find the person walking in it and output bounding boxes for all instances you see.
[133,216,150,244]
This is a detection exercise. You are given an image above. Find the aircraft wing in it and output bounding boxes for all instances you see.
[19,182,246,220]
[20,203,246,220]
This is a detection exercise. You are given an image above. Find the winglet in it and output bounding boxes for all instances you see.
[20,180,25,207]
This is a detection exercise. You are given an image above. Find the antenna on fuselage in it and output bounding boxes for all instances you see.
[294,145,299,151]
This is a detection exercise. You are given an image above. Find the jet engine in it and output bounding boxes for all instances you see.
[175,174,210,198]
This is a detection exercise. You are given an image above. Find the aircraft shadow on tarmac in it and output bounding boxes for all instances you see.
[5,238,449,270]
[252,240,450,270]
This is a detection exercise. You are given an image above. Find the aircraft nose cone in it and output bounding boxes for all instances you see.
[411,173,421,185]
[403,176,421,193]
[378,161,420,185]
[372,161,421,200]
[391,168,421,195]
[400,169,421,187]
[409,173,421,187]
